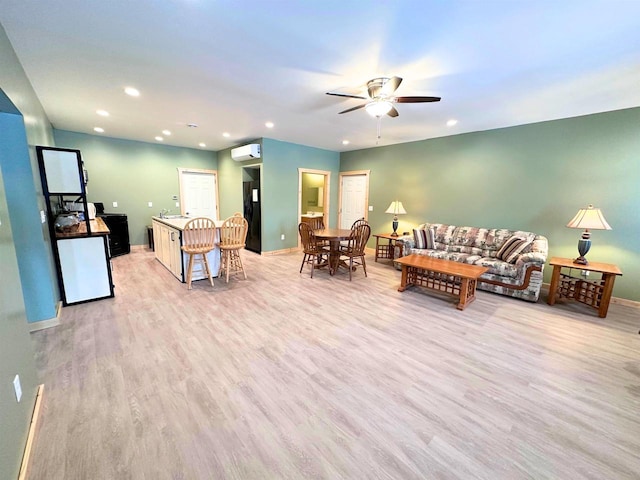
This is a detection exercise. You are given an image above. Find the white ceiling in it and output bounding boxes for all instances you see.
[2,1,640,152]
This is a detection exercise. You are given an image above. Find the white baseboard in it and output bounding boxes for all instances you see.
[18,384,44,480]
[28,301,62,332]
[261,247,298,256]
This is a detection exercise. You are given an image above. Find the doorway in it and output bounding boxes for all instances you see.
[242,166,262,253]
[298,169,330,246]
[178,168,219,219]
[338,170,370,229]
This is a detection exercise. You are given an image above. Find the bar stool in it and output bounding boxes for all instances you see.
[181,217,216,290]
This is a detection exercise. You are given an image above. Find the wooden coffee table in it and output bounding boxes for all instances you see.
[396,255,488,310]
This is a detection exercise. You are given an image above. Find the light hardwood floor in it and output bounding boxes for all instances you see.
[29,249,640,479]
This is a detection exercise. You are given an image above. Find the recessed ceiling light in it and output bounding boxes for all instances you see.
[342,140,350,145]
[187,123,198,128]
[93,127,104,133]
[96,110,109,117]
[446,119,458,127]
[222,132,230,138]
[155,136,163,142]
[265,121,274,128]
[162,130,171,136]
[124,86,140,97]
[198,143,206,148]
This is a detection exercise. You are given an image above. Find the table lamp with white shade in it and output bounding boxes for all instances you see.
[566,204,611,265]
[385,200,407,237]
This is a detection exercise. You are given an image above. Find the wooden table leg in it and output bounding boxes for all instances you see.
[547,265,561,305]
[598,273,616,318]
[374,236,381,262]
[398,265,411,291]
[457,277,473,310]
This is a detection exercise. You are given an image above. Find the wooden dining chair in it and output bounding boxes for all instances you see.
[219,215,249,283]
[306,216,325,230]
[351,217,368,229]
[298,223,328,278]
[181,217,217,290]
[339,223,371,281]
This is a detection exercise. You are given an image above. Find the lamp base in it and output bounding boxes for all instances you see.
[391,218,399,237]
[574,237,591,266]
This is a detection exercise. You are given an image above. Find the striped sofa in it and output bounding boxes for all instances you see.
[395,223,549,302]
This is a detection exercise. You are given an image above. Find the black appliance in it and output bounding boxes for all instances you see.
[97,212,130,257]
[242,168,261,253]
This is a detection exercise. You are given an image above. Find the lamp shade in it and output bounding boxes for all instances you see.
[566,204,611,230]
[366,101,393,117]
[385,201,407,215]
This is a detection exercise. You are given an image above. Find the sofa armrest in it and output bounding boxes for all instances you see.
[516,251,547,266]
[396,234,414,257]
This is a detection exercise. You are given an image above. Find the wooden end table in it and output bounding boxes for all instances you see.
[395,255,488,310]
[547,257,622,318]
[373,233,400,262]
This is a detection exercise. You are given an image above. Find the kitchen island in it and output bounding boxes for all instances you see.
[151,216,223,283]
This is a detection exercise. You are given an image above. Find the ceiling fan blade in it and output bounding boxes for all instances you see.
[326,92,367,100]
[387,106,399,118]
[338,104,367,114]
[381,76,403,96]
[394,96,441,103]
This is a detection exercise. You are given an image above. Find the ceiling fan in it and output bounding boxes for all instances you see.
[326,76,441,117]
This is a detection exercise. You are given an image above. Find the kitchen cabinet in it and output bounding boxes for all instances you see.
[153,220,183,279]
[152,217,221,283]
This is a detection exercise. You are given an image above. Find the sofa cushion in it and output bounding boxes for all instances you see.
[413,228,435,250]
[496,236,531,263]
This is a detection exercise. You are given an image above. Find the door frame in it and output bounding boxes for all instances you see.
[177,167,220,219]
[338,170,370,229]
[298,168,331,248]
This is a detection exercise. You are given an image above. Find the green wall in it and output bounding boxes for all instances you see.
[0,24,51,479]
[53,130,217,246]
[217,140,262,221]
[341,107,640,301]
[218,138,340,252]
[262,138,340,252]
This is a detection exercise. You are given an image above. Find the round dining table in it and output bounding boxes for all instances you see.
[314,228,353,275]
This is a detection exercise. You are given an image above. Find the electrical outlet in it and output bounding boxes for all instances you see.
[13,375,22,402]
[148,201,153,207]
[581,270,589,277]
[112,201,118,208]
[175,202,179,207]
[281,234,285,240]
[368,205,374,211]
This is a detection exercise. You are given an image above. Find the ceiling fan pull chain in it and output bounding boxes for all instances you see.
[376,116,382,144]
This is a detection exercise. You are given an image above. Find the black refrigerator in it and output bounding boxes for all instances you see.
[243,169,261,253]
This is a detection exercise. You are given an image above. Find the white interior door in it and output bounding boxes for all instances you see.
[339,173,368,229]
[179,169,219,219]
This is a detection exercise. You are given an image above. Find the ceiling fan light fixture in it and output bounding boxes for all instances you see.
[366,100,393,117]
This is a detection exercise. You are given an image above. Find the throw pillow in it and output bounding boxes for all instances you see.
[413,228,435,250]
[496,236,531,263]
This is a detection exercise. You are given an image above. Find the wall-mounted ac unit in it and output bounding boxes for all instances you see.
[231,144,261,161]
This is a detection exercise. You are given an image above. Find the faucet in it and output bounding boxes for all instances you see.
[160,208,170,218]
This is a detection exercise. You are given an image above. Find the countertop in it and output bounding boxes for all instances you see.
[301,213,323,218]
[152,216,223,230]
[56,217,110,238]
